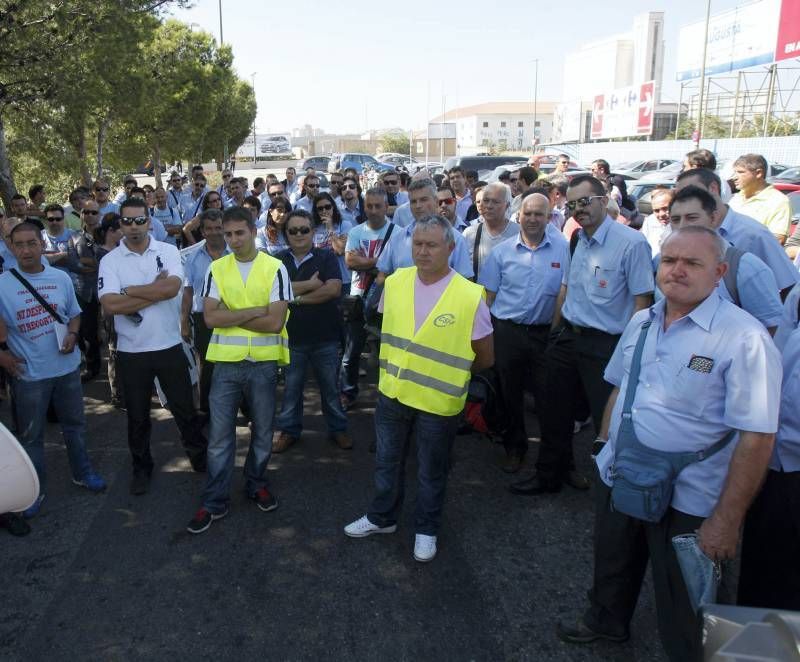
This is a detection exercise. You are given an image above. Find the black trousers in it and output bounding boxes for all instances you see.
[117,344,206,475]
[738,469,800,609]
[536,324,620,480]
[191,312,214,412]
[492,317,549,459]
[77,296,102,374]
[585,478,703,662]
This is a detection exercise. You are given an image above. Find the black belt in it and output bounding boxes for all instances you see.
[563,319,617,339]
[492,316,550,332]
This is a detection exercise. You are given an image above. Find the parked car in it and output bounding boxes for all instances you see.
[628,179,676,216]
[443,155,528,174]
[134,161,167,176]
[260,135,291,154]
[378,154,421,170]
[612,159,678,180]
[768,166,800,193]
[328,152,395,174]
[301,156,330,172]
[638,161,684,182]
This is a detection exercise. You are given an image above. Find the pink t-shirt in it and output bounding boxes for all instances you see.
[380,269,493,340]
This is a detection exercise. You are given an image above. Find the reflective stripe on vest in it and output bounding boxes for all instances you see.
[378,266,482,416]
[209,334,289,348]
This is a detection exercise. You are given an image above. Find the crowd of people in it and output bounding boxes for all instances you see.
[0,147,798,660]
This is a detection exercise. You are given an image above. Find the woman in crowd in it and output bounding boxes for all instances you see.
[182,190,223,245]
[311,192,352,294]
[255,196,290,255]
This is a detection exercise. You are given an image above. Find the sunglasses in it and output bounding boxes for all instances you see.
[565,195,605,212]
[120,215,148,226]
[269,190,284,196]
[46,216,64,223]
[82,209,99,215]
[223,174,232,179]
[383,180,398,185]
[316,204,333,212]
[306,183,320,189]
[341,183,357,190]
[95,187,109,192]
[438,198,455,206]
[194,182,205,187]
[287,226,312,236]
[331,180,343,186]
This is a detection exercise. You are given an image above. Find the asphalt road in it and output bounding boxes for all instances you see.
[1,364,667,661]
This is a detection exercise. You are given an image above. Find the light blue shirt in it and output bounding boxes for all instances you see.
[98,201,120,217]
[255,228,287,256]
[166,188,183,214]
[653,244,783,330]
[339,200,361,226]
[183,244,231,313]
[395,191,409,206]
[313,222,353,283]
[719,206,799,291]
[376,220,474,279]
[179,191,205,222]
[456,192,472,226]
[561,216,655,334]
[294,196,313,214]
[774,282,800,351]
[479,225,570,325]
[148,216,168,243]
[773,326,800,471]
[598,294,781,517]
[0,266,82,381]
[392,203,415,228]
[151,206,182,246]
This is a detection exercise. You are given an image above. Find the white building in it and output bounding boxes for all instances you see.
[429,102,557,155]
[562,11,664,102]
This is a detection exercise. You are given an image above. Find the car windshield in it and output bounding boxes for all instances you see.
[657,162,683,174]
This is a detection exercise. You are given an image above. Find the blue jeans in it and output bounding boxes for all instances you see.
[202,360,278,512]
[367,394,460,536]
[340,314,368,399]
[12,368,92,491]
[276,341,347,437]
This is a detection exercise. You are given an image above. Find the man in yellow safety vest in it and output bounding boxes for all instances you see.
[186,206,292,534]
[344,214,494,562]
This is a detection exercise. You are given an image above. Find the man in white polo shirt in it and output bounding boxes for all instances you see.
[99,197,207,495]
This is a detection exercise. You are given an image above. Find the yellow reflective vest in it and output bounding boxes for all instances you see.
[379,267,482,416]
[206,252,290,365]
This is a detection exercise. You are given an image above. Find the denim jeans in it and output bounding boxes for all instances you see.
[367,394,460,536]
[202,360,278,512]
[12,368,92,491]
[275,341,347,437]
[340,314,367,399]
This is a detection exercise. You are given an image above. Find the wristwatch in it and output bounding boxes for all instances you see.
[121,287,129,295]
[294,295,302,305]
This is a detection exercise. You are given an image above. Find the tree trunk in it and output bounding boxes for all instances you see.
[153,142,163,188]
[0,115,18,212]
[77,122,92,187]
[96,117,109,179]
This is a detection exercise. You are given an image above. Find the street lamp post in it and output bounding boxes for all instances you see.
[696,0,712,147]
[218,0,224,44]
[530,59,539,152]
[251,72,257,167]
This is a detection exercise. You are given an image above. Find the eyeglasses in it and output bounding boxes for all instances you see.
[120,215,148,226]
[565,195,605,212]
[82,209,99,215]
[341,183,357,190]
[438,198,455,205]
[287,226,312,235]
[331,180,343,186]
[95,187,109,192]
[316,204,333,212]
[46,216,64,223]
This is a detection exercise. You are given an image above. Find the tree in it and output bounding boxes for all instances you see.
[379,134,410,155]
[674,115,729,140]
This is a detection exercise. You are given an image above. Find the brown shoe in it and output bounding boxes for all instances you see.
[501,453,524,474]
[331,431,353,450]
[272,431,298,454]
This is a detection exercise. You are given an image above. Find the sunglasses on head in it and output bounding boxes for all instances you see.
[287,226,311,236]
[120,215,148,226]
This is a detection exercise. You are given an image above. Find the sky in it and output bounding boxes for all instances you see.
[171,0,755,134]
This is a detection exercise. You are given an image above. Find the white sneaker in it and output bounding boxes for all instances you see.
[413,534,437,562]
[344,515,397,538]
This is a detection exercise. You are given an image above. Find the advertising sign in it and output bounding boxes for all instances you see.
[552,102,583,143]
[775,0,800,61]
[675,0,781,81]
[590,82,655,140]
[235,133,292,158]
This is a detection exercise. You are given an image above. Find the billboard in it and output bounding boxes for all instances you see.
[426,123,456,139]
[775,0,800,61]
[552,102,583,143]
[676,0,781,81]
[590,81,655,140]
[235,133,292,158]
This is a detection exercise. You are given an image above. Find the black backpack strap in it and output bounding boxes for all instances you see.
[570,230,580,257]
[472,223,484,280]
[10,268,65,324]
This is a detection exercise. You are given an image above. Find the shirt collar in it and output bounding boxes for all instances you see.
[650,291,721,332]
[119,237,154,255]
[718,206,735,236]
[580,216,613,245]
[515,227,552,251]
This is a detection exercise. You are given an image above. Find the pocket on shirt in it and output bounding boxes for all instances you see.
[588,267,618,302]
[544,269,562,296]
[665,367,711,417]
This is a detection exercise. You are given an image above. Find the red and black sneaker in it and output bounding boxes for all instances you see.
[251,487,278,513]
[186,507,228,534]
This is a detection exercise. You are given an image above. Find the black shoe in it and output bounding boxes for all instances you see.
[186,506,228,534]
[508,474,561,496]
[0,512,31,537]
[564,470,590,490]
[189,454,207,473]
[130,472,151,496]
[556,618,629,644]
[250,487,278,512]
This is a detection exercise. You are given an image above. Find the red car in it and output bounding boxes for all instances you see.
[768,166,800,193]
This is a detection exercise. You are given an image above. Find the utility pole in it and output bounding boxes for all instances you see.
[696,0,712,147]
[763,64,777,136]
[532,59,539,152]
[251,72,257,167]
[218,0,224,44]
